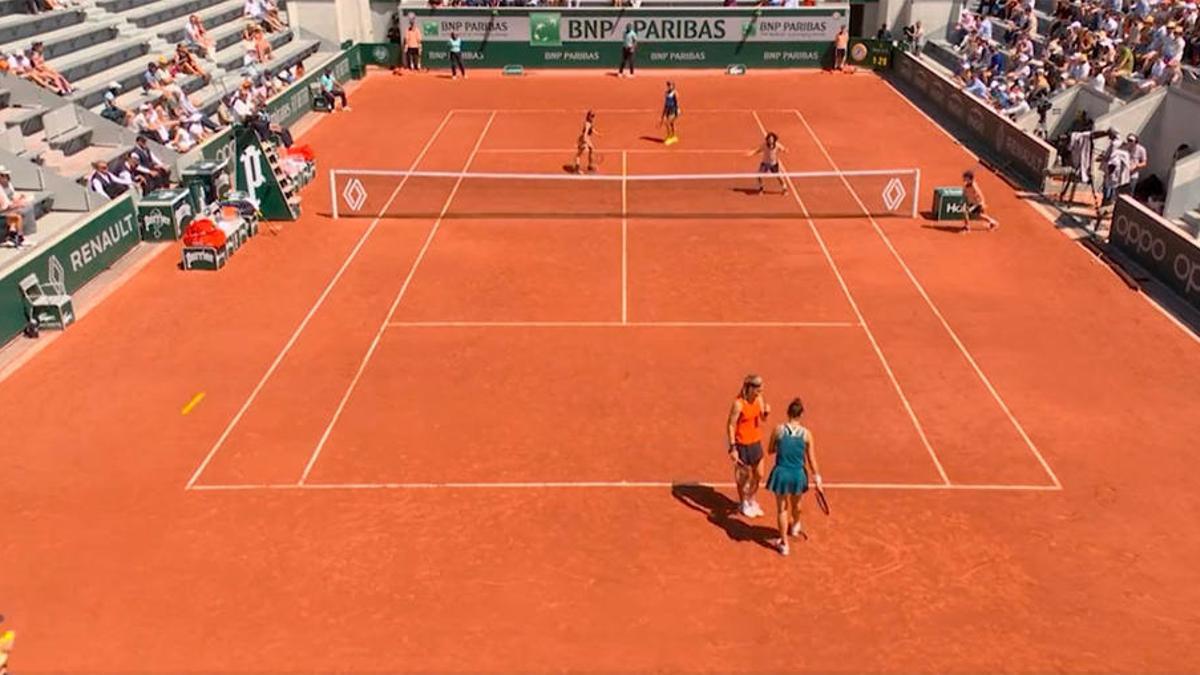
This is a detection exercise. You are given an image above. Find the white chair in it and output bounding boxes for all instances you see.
[18,273,74,330]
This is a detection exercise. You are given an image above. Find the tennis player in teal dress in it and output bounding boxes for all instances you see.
[766,397,823,556]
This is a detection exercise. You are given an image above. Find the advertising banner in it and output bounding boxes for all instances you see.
[405,8,849,69]
[1109,195,1200,311]
[892,51,1055,187]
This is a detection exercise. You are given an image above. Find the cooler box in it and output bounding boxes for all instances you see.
[181,215,248,271]
[181,158,233,213]
[138,188,194,241]
[933,186,966,220]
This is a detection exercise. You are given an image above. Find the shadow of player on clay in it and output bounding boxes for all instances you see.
[671,482,778,552]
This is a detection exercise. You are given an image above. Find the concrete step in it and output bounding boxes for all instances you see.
[0,104,49,136]
[48,35,153,85]
[157,0,244,46]
[0,17,122,61]
[127,0,230,31]
[0,8,86,47]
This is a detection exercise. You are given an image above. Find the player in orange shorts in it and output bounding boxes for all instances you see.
[727,374,771,517]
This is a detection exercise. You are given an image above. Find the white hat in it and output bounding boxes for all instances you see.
[0,165,9,174]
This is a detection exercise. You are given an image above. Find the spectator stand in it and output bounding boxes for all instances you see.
[1089,85,1200,224]
[0,73,167,198]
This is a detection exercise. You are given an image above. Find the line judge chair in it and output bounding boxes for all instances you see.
[18,273,74,331]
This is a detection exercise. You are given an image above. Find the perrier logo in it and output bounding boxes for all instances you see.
[529,12,562,47]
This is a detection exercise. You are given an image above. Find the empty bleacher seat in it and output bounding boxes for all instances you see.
[41,105,92,156]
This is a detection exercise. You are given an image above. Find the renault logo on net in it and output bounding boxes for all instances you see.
[343,179,368,211]
[882,178,906,212]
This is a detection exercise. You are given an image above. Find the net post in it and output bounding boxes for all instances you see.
[330,169,338,220]
[912,168,921,219]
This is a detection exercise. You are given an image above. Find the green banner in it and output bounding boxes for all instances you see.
[234,127,294,221]
[405,7,850,69]
[0,194,139,341]
[358,43,400,69]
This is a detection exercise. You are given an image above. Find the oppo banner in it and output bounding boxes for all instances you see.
[1109,196,1200,310]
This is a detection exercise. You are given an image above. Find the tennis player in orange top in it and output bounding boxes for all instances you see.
[727,374,771,518]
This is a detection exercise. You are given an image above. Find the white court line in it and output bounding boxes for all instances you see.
[384,321,861,328]
[751,110,951,486]
[621,150,628,323]
[793,109,1063,489]
[476,148,750,154]
[183,111,457,490]
[297,112,499,485]
[189,480,1062,492]
[452,108,780,114]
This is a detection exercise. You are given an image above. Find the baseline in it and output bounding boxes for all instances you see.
[188,480,1063,492]
[384,321,861,328]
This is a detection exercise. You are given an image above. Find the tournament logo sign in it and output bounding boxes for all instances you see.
[372,46,389,63]
[529,12,562,47]
[850,42,868,62]
[422,20,440,37]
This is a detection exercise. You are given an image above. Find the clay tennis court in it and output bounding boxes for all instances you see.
[4,70,1200,671]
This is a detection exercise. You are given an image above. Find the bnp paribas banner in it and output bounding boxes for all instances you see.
[409,8,849,68]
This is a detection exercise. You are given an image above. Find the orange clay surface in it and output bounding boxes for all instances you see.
[3,69,1200,672]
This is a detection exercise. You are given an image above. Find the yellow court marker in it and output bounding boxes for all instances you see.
[181,392,206,415]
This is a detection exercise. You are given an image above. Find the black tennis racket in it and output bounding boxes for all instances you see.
[815,486,830,515]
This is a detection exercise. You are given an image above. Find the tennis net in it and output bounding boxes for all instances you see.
[329,168,920,220]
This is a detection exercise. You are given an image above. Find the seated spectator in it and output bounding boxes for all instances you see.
[1138,56,1182,92]
[169,126,196,153]
[184,14,216,60]
[1064,52,1093,85]
[264,0,288,32]
[98,82,132,126]
[117,154,148,193]
[131,136,171,191]
[6,51,55,91]
[87,160,133,198]
[245,0,285,32]
[142,61,163,92]
[132,103,171,144]
[876,23,894,42]
[319,68,351,111]
[231,83,257,120]
[246,108,293,148]
[29,42,73,95]
[172,43,209,84]
[165,88,219,136]
[253,26,275,63]
[0,166,36,247]
[964,70,990,98]
[25,0,58,13]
